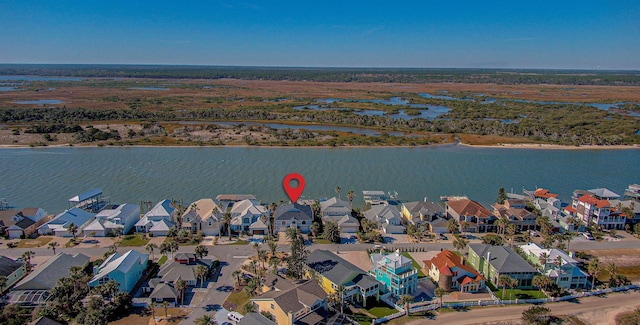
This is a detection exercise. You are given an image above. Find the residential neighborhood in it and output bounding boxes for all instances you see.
[0,184,639,325]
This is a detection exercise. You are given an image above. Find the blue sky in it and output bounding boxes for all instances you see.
[1,1,639,69]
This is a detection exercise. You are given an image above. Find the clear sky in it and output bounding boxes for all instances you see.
[1,0,639,69]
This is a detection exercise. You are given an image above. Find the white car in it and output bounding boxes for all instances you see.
[583,232,594,240]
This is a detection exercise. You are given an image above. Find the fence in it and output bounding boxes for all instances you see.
[408,284,639,315]
[372,310,406,325]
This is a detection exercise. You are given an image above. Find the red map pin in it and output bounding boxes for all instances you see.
[283,173,305,203]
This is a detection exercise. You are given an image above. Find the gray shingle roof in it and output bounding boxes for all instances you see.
[0,255,24,277]
[255,280,326,315]
[13,253,90,291]
[149,282,179,300]
[468,244,537,274]
[239,312,274,325]
[274,203,313,222]
[157,259,213,283]
[306,250,378,289]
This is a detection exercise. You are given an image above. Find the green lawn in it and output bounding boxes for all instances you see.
[158,255,168,266]
[228,240,250,245]
[493,288,546,300]
[313,239,332,244]
[401,252,426,278]
[367,306,398,318]
[223,291,251,312]
[119,234,149,247]
[16,237,52,248]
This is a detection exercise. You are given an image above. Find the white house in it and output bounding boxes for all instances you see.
[520,243,588,289]
[230,199,266,233]
[83,203,140,237]
[38,208,95,237]
[363,205,404,234]
[136,200,175,236]
[320,197,359,233]
[274,203,313,234]
[182,199,222,236]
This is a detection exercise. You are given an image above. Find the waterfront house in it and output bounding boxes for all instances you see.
[531,188,559,201]
[83,203,140,237]
[609,199,640,225]
[320,197,352,220]
[181,199,222,236]
[8,253,90,306]
[492,199,537,231]
[251,276,327,325]
[0,256,27,293]
[230,199,267,233]
[215,194,258,212]
[570,192,626,230]
[363,191,388,206]
[89,249,148,293]
[0,210,19,237]
[370,250,418,297]
[37,208,95,237]
[274,203,313,234]
[423,250,485,293]
[400,200,444,227]
[623,184,640,201]
[135,199,175,236]
[6,218,35,239]
[467,244,538,288]
[3,208,52,239]
[520,243,588,289]
[305,250,380,307]
[363,204,404,234]
[588,188,621,201]
[445,198,495,233]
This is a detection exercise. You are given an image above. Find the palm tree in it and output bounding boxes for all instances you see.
[232,270,242,289]
[336,285,347,314]
[249,260,258,274]
[269,256,280,274]
[506,223,516,246]
[222,211,233,241]
[162,300,170,317]
[434,287,447,308]
[285,227,298,242]
[66,222,78,241]
[335,186,341,200]
[346,189,355,209]
[159,242,171,256]
[532,275,545,294]
[452,236,469,250]
[194,245,208,259]
[607,262,618,286]
[146,243,158,261]
[169,239,179,258]
[322,221,340,243]
[498,275,513,300]
[447,218,459,234]
[175,279,188,306]
[258,249,268,270]
[196,265,208,288]
[195,314,214,325]
[0,275,7,293]
[538,252,550,271]
[47,241,59,254]
[398,294,414,315]
[553,255,563,271]
[588,257,601,290]
[310,222,320,239]
[21,251,35,271]
[267,240,278,258]
[508,277,519,300]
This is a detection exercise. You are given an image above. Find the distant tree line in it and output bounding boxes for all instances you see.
[2,64,640,86]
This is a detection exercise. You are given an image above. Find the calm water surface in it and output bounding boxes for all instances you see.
[1,146,638,214]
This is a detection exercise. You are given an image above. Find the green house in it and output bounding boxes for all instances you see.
[467,244,538,288]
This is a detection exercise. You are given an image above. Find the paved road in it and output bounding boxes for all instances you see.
[407,289,640,324]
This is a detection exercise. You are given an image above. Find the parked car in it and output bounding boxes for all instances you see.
[583,232,594,240]
[529,230,540,237]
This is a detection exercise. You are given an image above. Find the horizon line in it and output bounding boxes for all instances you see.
[1,63,639,73]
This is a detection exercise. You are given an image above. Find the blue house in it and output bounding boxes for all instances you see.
[89,249,148,293]
[370,250,418,297]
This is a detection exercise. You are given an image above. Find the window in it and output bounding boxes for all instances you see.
[271,303,274,310]
[301,221,306,225]
[282,221,286,225]
[99,277,110,285]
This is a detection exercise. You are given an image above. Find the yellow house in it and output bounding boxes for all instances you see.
[251,277,327,325]
[305,250,381,307]
[400,201,444,226]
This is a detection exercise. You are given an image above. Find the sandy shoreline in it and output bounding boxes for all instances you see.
[0,142,638,150]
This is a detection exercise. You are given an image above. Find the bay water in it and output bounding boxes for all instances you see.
[1,146,638,214]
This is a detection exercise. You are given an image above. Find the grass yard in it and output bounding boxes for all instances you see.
[228,240,250,245]
[16,237,52,248]
[158,255,168,266]
[350,312,374,325]
[493,288,547,300]
[223,290,251,312]
[313,239,332,244]
[119,234,149,247]
[401,252,426,278]
[367,306,398,318]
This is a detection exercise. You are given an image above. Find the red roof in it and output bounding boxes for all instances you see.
[534,188,558,199]
[458,276,482,286]
[446,199,493,218]
[565,206,577,213]
[423,250,484,281]
[578,194,610,209]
